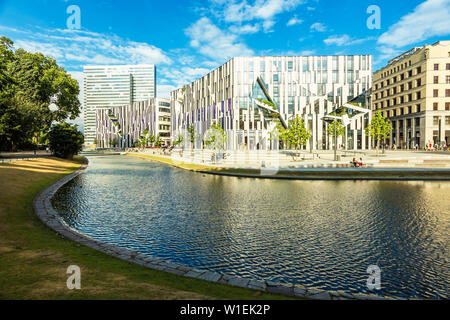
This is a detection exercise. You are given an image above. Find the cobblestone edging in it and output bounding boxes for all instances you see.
[33,161,402,301]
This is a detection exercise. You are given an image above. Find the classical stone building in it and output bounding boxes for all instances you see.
[171,55,373,151]
[96,98,171,149]
[372,41,450,149]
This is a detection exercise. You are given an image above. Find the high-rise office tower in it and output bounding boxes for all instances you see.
[83,65,156,145]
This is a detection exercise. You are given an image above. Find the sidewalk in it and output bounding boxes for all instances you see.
[126,150,450,180]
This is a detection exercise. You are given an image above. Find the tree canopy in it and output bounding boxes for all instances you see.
[48,122,84,159]
[327,119,345,139]
[365,111,392,154]
[285,116,311,157]
[0,36,81,151]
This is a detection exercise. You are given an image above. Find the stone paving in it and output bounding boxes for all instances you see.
[33,159,405,301]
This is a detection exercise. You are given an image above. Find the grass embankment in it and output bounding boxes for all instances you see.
[0,157,288,300]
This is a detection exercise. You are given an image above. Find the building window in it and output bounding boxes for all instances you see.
[447,75,450,84]
[288,61,293,71]
[433,116,439,126]
[446,116,450,125]
[434,64,439,70]
[433,102,438,111]
[434,76,439,84]
[433,89,439,97]
[446,63,450,70]
[408,106,412,114]
[416,78,421,87]
[447,89,450,97]
[417,91,421,100]
[416,104,421,113]
[273,74,279,84]
[416,67,421,74]
[446,102,450,111]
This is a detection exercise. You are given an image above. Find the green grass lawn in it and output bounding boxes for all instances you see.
[0,156,292,300]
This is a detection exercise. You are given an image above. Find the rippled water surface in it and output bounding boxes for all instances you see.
[52,156,449,298]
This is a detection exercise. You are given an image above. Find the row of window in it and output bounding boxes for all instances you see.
[375,79,423,99]
[375,67,422,90]
[380,102,450,117]
[380,60,413,78]
[375,88,450,107]
[375,91,422,108]
[433,63,450,71]
[434,75,450,84]
[433,89,450,97]
[433,102,450,110]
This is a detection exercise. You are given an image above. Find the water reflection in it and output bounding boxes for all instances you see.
[52,156,449,299]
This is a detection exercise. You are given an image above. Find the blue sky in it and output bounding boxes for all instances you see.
[0,0,449,127]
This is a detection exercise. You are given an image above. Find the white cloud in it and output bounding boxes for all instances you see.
[212,0,304,33]
[9,27,172,67]
[185,17,254,61]
[378,0,450,47]
[310,22,326,32]
[324,35,376,46]
[287,15,303,26]
[299,49,316,56]
[324,35,351,46]
[157,84,177,99]
[229,23,260,34]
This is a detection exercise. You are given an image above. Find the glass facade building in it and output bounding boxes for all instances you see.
[171,56,372,151]
[83,65,156,145]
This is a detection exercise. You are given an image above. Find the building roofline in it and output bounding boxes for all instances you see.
[374,40,450,74]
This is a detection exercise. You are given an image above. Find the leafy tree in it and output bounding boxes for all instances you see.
[147,134,155,147]
[173,135,184,147]
[110,138,118,148]
[204,121,226,162]
[154,135,163,147]
[365,111,392,155]
[269,120,287,149]
[48,122,84,159]
[285,115,311,159]
[327,119,345,152]
[187,124,196,149]
[0,37,81,151]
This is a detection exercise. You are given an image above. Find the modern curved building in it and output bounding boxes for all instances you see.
[171,55,373,151]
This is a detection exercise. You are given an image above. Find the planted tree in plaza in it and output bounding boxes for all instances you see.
[204,121,226,163]
[110,138,118,148]
[365,111,392,155]
[327,119,345,149]
[269,120,287,149]
[285,115,311,159]
[154,135,163,147]
[147,134,155,147]
[173,135,184,147]
[48,122,84,159]
[187,125,195,149]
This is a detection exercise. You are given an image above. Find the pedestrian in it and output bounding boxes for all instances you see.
[358,158,364,168]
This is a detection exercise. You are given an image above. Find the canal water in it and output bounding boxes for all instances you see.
[52,156,449,299]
